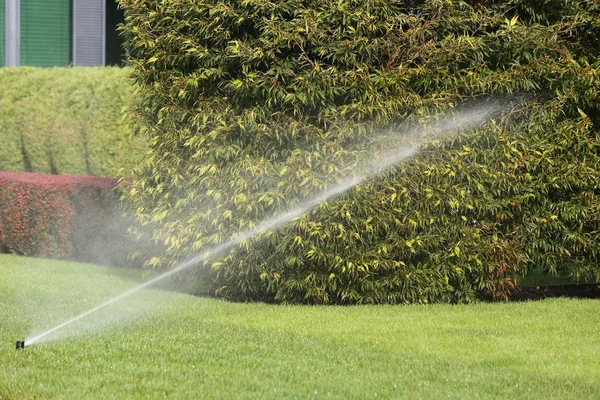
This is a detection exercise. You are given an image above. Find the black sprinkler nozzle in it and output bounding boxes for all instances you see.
[16,340,25,350]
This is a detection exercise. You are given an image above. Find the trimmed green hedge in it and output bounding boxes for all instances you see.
[0,67,145,178]
[121,0,600,303]
[0,171,136,266]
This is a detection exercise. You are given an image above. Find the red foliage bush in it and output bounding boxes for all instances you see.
[0,171,134,266]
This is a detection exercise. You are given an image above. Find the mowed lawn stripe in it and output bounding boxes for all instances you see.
[1,254,598,399]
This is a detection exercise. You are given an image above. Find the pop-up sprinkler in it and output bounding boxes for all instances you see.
[16,340,25,350]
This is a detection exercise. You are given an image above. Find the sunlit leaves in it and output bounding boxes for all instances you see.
[121,0,600,304]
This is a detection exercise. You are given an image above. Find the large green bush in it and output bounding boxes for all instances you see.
[0,67,146,178]
[121,0,600,304]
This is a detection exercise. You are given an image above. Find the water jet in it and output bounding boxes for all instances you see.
[24,103,502,346]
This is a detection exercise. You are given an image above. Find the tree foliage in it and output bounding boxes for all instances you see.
[120,0,600,303]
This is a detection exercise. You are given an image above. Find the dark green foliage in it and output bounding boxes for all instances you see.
[121,0,600,304]
[0,67,146,178]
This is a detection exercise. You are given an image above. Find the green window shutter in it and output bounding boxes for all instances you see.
[0,0,5,66]
[20,0,71,67]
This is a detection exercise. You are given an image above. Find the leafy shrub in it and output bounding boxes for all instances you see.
[121,0,600,303]
[0,171,135,266]
[0,67,146,178]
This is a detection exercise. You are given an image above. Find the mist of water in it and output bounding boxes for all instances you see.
[25,103,500,346]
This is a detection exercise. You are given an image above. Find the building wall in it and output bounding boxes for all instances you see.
[1,0,5,66]
[2,0,124,67]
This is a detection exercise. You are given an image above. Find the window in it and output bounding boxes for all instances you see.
[20,0,71,67]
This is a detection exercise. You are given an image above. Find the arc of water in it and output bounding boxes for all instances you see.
[26,149,413,346]
[26,105,498,346]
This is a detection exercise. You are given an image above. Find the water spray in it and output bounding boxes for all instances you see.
[20,104,501,348]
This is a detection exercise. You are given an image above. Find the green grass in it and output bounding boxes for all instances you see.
[1,254,599,399]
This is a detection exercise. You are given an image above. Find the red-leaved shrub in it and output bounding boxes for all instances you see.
[0,171,135,266]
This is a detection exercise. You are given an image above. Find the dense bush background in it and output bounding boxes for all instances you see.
[0,67,146,178]
[121,0,600,303]
[0,171,134,266]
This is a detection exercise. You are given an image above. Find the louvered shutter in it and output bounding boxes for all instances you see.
[20,0,70,67]
[73,0,104,66]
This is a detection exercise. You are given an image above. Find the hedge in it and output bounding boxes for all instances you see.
[0,67,146,178]
[121,0,600,303]
[0,171,135,266]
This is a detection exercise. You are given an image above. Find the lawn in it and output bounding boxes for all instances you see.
[1,254,599,399]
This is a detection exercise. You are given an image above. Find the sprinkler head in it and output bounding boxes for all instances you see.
[16,340,25,350]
